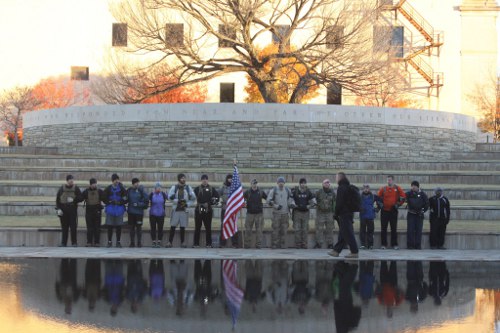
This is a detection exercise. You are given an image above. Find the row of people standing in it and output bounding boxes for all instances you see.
[56,172,450,250]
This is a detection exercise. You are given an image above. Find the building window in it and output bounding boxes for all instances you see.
[392,26,404,58]
[326,25,344,49]
[373,26,404,58]
[220,83,235,103]
[272,25,290,46]
[218,25,236,48]
[112,23,127,47]
[165,23,184,47]
[70,66,89,81]
[327,82,341,105]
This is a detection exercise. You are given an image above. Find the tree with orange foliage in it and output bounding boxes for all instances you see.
[31,77,90,110]
[92,63,206,104]
[469,75,500,142]
[244,44,319,104]
[0,86,40,146]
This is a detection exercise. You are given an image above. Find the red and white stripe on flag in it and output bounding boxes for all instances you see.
[222,166,244,240]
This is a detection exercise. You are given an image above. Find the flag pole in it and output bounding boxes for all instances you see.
[233,159,244,249]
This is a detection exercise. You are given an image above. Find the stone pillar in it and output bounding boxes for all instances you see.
[459,0,500,117]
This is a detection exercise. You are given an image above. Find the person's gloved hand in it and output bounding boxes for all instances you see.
[57,209,63,217]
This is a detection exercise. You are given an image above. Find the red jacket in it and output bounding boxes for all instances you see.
[377,185,406,211]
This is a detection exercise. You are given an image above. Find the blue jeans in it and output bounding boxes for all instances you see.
[333,213,358,254]
[407,213,423,249]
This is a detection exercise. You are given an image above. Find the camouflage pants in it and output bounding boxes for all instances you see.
[292,211,310,248]
[315,211,335,247]
[271,212,289,249]
[244,213,264,248]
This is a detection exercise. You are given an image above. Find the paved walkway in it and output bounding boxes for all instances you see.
[0,247,499,261]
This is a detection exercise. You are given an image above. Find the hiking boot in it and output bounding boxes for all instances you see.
[393,246,399,250]
[107,241,112,248]
[328,250,340,257]
[86,243,92,247]
[327,244,334,249]
[313,243,321,249]
[192,245,200,248]
[359,246,366,250]
[166,242,173,248]
[368,246,373,250]
[380,246,386,250]
[58,243,67,247]
[345,252,359,259]
[137,242,142,248]
[129,242,135,248]
[152,241,157,248]
[206,244,213,248]
[438,246,446,250]
[181,243,187,248]
[116,242,122,248]
[72,243,78,247]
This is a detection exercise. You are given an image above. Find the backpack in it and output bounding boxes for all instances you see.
[272,186,291,201]
[346,184,361,213]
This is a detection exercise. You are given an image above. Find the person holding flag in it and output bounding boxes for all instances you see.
[221,163,244,244]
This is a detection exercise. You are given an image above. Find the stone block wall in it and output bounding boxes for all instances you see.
[24,121,475,169]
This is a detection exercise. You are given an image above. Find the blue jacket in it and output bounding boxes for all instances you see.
[360,192,379,220]
[127,186,149,216]
[104,183,127,217]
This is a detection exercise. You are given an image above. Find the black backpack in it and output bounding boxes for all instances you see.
[346,184,361,213]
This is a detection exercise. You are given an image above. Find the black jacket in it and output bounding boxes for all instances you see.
[194,185,219,212]
[335,178,351,216]
[429,195,450,222]
[406,190,429,215]
[244,188,267,214]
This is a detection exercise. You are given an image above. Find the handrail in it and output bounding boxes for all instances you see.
[398,0,434,42]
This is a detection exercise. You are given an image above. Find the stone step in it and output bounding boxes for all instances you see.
[0,227,498,249]
[0,147,59,155]
[1,198,499,220]
[0,167,499,184]
[1,182,500,200]
[450,151,500,160]
[475,143,500,152]
[1,154,499,171]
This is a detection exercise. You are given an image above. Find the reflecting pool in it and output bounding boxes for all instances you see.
[0,259,498,333]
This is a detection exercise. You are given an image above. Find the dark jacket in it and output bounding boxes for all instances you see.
[56,184,83,211]
[429,195,450,223]
[194,185,220,213]
[335,178,352,216]
[291,187,315,212]
[406,190,429,216]
[244,187,267,214]
[82,187,104,211]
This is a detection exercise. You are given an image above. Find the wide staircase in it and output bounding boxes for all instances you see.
[0,144,499,248]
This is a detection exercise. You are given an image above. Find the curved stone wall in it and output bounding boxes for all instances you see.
[23,104,477,168]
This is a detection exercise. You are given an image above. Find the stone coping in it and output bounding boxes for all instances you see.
[0,247,498,261]
[23,103,477,132]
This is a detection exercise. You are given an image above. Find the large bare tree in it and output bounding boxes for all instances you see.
[0,86,40,146]
[106,0,391,103]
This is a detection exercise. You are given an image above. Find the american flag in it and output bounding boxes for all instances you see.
[222,165,244,240]
[222,259,244,329]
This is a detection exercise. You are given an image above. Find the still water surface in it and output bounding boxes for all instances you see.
[0,259,498,333]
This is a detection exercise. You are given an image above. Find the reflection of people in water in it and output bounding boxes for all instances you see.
[333,261,361,333]
[406,261,428,313]
[355,261,376,307]
[267,260,290,314]
[149,259,165,300]
[376,261,404,318]
[428,261,449,306]
[244,260,264,313]
[55,258,80,315]
[315,260,334,314]
[126,260,147,314]
[103,260,125,317]
[167,260,193,316]
[291,261,311,315]
[83,259,101,312]
[194,259,218,317]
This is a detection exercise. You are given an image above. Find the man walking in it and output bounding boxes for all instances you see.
[406,181,429,250]
[377,175,406,250]
[314,179,336,249]
[328,172,359,258]
[81,178,104,247]
[429,187,451,250]
[56,174,82,247]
